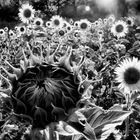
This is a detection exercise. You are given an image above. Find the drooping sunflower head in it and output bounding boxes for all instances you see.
[0,43,88,130]
[115,57,140,93]
[18,3,35,24]
[111,20,128,38]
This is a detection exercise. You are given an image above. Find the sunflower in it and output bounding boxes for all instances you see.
[58,29,66,36]
[50,15,64,29]
[4,27,9,32]
[0,29,5,37]
[0,43,87,130]
[93,21,101,27]
[45,21,52,28]
[107,15,116,25]
[18,3,35,24]
[9,29,16,39]
[111,20,128,38]
[65,24,73,33]
[78,19,91,31]
[17,26,26,35]
[126,17,135,27]
[74,21,79,28]
[115,57,140,93]
[33,17,43,27]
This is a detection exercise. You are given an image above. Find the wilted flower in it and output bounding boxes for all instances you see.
[0,45,85,130]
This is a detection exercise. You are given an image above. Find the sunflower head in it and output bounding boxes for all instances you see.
[0,44,87,130]
[111,20,128,38]
[16,26,26,36]
[18,3,35,24]
[33,18,43,27]
[78,19,91,31]
[126,17,135,27]
[50,15,64,29]
[0,29,5,37]
[11,63,81,129]
[115,57,140,93]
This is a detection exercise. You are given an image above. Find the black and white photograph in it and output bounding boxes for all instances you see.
[0,0,140,140]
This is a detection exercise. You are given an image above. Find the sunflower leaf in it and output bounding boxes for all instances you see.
[11,95,27,114]
[33,106,48,128]
[73,105,131,140]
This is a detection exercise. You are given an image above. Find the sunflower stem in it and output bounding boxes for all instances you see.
[49,124,57,140]
[124,93,131,139]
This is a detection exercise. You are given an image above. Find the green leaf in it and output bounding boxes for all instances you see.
[11,95,27,114]
[81,105,131,140]
[114,91,125,99]
[131,91,140,103]
[72,105,131,140]
[119,38,130,44]
[108,104,123,111]
[33,106,48,129]
[67,111,97,140]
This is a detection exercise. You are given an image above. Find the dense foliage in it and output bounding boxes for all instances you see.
[0,1,140,140]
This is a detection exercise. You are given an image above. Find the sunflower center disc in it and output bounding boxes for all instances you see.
[54,19,60,26]
[80,23,87,29]
[127,20,131,25]
[59,30,65,36]
[115,24,124,33]
[36,21,41,26]
[0,31,3,34]
[23,9,32,18]
[20,27,25,32]
[124,67,140,85]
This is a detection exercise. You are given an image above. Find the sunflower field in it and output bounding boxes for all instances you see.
[0,1,140,140]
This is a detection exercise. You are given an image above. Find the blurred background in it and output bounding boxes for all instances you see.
[0,0,140,28]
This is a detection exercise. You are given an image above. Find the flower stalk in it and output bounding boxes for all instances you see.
[124,93,131,139]
[49,124,57,140]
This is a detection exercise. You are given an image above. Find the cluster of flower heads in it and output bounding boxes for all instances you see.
[0,3,140,104]
[1,2,140,140]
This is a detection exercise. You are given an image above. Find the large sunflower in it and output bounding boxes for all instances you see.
[115,57,140,93]
[111,20,128,38]
[0,44,85,130]
[18,3,35,24]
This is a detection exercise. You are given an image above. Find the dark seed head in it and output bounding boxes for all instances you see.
[35,21,41,26]
[124,67,140,85]
[115,24,124,33]
[54,19,60,26]
[23,9,32,18]
[80,22,88,29]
